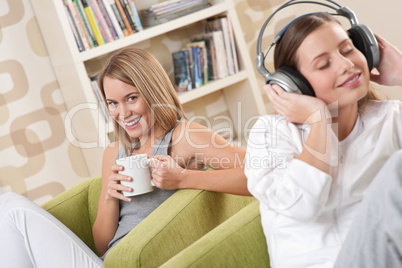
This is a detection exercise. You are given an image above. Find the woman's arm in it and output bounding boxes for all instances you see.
[150,121,250,196]
[92,142,132,255]
[266,84,332,174]
[244,84,334,221]
[245,115,332,222]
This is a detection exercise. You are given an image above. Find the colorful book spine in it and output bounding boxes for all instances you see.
[108,0,129,36]
[88,0,112,43]
[120,0,137,32]
[172,49,192,92]
[188,45,203,88]
[76,0,98,47]
[192,33,217,80]
[81,0,105,45]
[64,4,84,51]
[97,0,119,40]
[73,1,93,49]
[114,0,133,35]
[129,0,143,31]
[67,0,90,50]
[101,0,124,38]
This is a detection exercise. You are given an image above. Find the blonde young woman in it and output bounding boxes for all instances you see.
[245,14,402,268]
[0,48,248,267]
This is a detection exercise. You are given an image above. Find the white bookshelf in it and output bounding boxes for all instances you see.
[30,0,267,177]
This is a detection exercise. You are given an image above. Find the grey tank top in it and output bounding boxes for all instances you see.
[105,123,180,255]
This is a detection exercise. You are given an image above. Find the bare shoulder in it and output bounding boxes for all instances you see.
[171,121,231,152]
[172,121,214,143]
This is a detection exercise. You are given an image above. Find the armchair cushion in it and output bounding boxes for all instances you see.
[105,189,256,267]
[42,176,257,267]
[160,201,270,267]
[41,176,102,255]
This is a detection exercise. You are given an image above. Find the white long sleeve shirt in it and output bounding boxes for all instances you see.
[245,100,402,268]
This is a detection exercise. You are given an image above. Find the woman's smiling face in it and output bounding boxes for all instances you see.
[297,22,370,109]
[103,76,155,140]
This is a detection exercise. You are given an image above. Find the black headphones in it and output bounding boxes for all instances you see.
[255,0,380,96]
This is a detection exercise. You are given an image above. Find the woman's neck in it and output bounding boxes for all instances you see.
[331,103,359,141]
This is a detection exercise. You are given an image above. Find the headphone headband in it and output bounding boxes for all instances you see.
[255,0,379,96]
[256,0,344,56]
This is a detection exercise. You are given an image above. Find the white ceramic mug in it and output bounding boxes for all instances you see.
[116,154,156,196]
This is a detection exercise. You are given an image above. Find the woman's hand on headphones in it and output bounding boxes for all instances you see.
[265,83,327,125]
[370,34,402,86]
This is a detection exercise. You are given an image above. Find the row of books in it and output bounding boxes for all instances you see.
[172,16,239,92]
[90,76,111,122]
[140,0,212,27]
[63,0,143,52]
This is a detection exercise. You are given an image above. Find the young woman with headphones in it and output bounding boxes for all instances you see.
[246,1,402,267]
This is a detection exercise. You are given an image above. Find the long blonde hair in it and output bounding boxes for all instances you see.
[98,48,186,155]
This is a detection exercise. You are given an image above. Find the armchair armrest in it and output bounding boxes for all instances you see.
[161,201,270,267]
[42,176,102,255]
[104,190,255,267]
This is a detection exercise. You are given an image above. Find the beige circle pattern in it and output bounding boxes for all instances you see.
[1,0,401,203]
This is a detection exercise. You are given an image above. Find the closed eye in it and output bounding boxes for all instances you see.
[341,48,354,56]
[340,41,355,55]
[318,61,330,70]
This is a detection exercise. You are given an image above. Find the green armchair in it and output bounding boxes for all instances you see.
[42,176,270,267]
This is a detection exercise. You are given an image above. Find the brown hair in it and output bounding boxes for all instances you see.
[274,13,380,107]
[98,48,186,155]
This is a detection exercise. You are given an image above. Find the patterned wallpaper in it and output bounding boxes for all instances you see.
[1,0,401,204]
[0,0,90,203]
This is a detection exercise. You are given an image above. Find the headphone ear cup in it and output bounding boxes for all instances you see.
[277,66,315,97]
[348,25,380,70]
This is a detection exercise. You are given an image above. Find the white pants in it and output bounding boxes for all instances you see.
[335,150,402,267]
[0,192,103,268]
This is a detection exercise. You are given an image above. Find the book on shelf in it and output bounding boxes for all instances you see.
[88,0,113,43]
[192,30,227,79]
[187,41,208,85]
[114,0,134,35]
[192,32,218,81]
[109,0,133,36]
[205,16,239,75]
[120,0,138,33]
[64,0,143,51]
[172,49,193,92]
[101,0,124,38]
[97,0,120,40]
[226,16,239,74]
[68,0,92,50]
[140,0,212,27]
[81,0,105,46]
[74,0,98,47]
[171,15,238,91]
[90,76,110,123]
[187,44,204,88]
[108,0,130,36]
[129,0,143,31]
[64,3,85,52]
